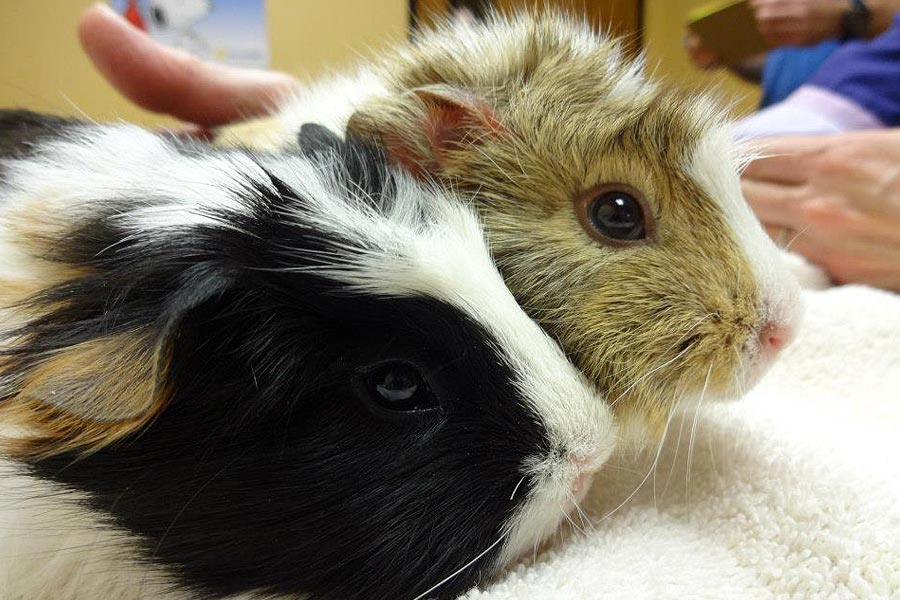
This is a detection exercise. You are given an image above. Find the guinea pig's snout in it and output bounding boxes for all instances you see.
[744,292,802,388]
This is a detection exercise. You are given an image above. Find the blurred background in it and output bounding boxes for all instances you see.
[0,1,758,127]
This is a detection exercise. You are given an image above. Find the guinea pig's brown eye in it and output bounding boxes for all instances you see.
[363,361,437,414]
[574,184,653,247]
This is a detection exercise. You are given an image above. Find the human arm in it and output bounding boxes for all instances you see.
[749,0,900,47]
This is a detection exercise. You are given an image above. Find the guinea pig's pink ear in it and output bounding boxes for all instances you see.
[347,84,504,177]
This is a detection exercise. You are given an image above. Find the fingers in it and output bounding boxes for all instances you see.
[78,3,300,126]
[741,178,803,228]
[749,0,804,45]
[756,21,810,47]
[788,231,900,290]
[752,188,900,290]
[741,135,830,184]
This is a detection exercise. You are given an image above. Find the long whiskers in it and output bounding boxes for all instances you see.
[598,407,675,524]
[784,225,812,252]
[686,365,713,508]
[608,342,693,408]
[607,312,716,408]
[566,490,596,534]
[560,505,587,537]
[411,532,508,600]
[654,386,685,507]
[411,475,527,600]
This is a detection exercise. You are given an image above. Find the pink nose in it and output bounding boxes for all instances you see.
[567,452,601,472]
[568,452,602,499]
[758,321,794,357]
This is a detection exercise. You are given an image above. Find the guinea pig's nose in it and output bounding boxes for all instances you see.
[758,321,795,358]
[567,451,603,472]
[567,452,602,500]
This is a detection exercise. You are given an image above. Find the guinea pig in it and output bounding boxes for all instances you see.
[0,114,616,600]
[218,11,803,439]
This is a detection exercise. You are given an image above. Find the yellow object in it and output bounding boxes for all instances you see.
[687,0,747,21]
[643,0,761,116]
[687,0,768,66]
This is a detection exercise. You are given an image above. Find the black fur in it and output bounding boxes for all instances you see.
[0,110,84,158]
[10,129,549,600]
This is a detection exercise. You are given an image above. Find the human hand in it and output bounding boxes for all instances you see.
[683,30,721,69]
[748,0,847,46]
[78,3,299,127]
[742,130,900,291]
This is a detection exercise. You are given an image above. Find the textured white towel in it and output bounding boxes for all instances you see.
[463,282,900,599]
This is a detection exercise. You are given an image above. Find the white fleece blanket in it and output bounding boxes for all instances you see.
[464,281,900,599]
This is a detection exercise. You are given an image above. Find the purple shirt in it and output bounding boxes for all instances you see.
[807,13,900,127]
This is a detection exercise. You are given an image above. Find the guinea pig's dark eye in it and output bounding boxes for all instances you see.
[574,184,653,247]
[362,361,437,415]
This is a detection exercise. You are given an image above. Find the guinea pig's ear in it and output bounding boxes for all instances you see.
[0,270,228,459]
[347,84,504,176]
[297,122,346,155]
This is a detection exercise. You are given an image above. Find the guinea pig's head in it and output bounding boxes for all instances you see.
[0,124,615,600]
[345,12,802,434]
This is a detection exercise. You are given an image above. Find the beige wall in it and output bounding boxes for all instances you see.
[643,0,761,116]
[0,1,407,127]
[0,1,758,126]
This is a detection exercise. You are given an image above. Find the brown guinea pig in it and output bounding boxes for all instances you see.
[218,11,802,440]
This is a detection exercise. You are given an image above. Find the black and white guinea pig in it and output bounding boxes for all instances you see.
[0,114,615,600]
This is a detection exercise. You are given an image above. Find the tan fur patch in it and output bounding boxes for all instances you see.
[0,331,172,458]
[350,14,764,431]
[0,192,94,309]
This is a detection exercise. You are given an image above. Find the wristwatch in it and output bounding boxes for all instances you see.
[842,0,871,39]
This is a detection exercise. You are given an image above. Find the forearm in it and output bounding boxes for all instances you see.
[868,0,900,36]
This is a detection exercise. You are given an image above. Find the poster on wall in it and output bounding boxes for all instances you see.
[112,0,269,68]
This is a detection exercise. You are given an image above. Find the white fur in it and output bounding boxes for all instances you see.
[229,69,386,151]
[0,458,270,600]
[0,126,259,237]
[686,124,803,341]
[0,459,181,600]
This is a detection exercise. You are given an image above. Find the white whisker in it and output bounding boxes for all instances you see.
[610,354,684,408]
[784,225,812,251]
[509,475,526,501]
[411,531,508,600]
[600,409,675,523]
[567,490,596,534]
[686,365,713,507]
[560,506,586,537]
[654,387,684,507]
